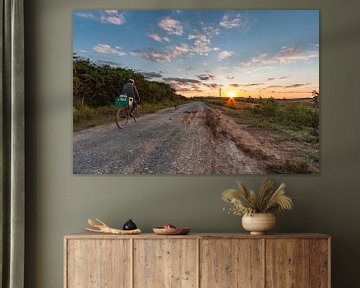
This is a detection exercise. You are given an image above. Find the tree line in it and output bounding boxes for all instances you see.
[73,55,186,108]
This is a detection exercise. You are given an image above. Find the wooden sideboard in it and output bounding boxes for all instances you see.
[64,233,330,288]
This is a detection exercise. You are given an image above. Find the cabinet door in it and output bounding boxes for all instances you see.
[134,239,198,288]
[200,239,264,288]
[309,239,330,288]
[266,239,322,288]
[66,239,131,288]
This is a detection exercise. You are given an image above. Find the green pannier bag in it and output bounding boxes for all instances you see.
[114,95,133,107]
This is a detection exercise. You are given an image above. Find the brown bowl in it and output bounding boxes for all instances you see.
[153,227,190,235]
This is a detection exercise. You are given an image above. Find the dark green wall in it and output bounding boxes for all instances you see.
[25,0,360,287]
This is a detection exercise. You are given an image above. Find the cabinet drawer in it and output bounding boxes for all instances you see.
[65,239,131,288]
[134,239,198,288]
[200,239,264,288]
[265,239,329,288]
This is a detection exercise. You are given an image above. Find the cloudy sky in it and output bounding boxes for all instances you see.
[73,10,319,98]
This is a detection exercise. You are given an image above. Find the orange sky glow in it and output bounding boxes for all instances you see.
[178,86,319,99]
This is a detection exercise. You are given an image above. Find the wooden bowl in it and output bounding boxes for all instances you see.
[153,227,190,235]
[242,213,276,235]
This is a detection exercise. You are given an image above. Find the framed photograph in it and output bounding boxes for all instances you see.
[73,10,319,175]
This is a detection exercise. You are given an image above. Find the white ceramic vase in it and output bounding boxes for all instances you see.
[242,213,276,235]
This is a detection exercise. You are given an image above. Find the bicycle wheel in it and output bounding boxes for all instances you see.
[133,106,143,121]
[115,106,129,129]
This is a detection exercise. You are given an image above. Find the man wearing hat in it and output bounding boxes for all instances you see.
[122,79,140,116]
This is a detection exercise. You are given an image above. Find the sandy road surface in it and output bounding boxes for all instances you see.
[73,102,264,174]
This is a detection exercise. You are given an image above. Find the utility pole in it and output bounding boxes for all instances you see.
[219,88,222,97]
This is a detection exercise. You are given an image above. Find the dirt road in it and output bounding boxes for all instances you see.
[73,102,265,174]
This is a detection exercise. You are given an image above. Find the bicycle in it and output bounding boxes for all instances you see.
[114,95,143,129]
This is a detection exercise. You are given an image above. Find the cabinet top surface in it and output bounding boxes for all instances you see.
[64,232,330,240]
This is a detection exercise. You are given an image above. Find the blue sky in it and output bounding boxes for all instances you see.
[73,10,319,98]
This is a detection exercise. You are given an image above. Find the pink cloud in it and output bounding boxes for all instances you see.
[158,17,183,35]
[104,10,118,14]
[276,47,319,63]
[284,83,311,88]
[220,13,248,29]
[131,44,189,63]
[242,83,264,87]
[207,83,221,89]
[185,25,220,56]
[188,34,211,55]
[93,44,126,56]
[75,12,96,19]
[100,10,125,25]
[197,74,216,81]
[147,33,170,43]
[240,48,319,67]
[201,25,220,36]
[218,50,234,60]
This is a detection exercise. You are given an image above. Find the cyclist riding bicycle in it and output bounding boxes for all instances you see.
[122,79,140,117]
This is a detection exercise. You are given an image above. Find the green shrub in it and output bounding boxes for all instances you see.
[260,100,279,117]
[281,105,319,129]
[73,56,186,108]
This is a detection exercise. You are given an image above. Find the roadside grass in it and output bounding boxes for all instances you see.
[201,97,320,173]
[202,97,319,142]
[73,100,185,131]
[73,105,116,131]
[265,159,314,174]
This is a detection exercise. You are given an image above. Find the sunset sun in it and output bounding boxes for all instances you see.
[227,91,237,98]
